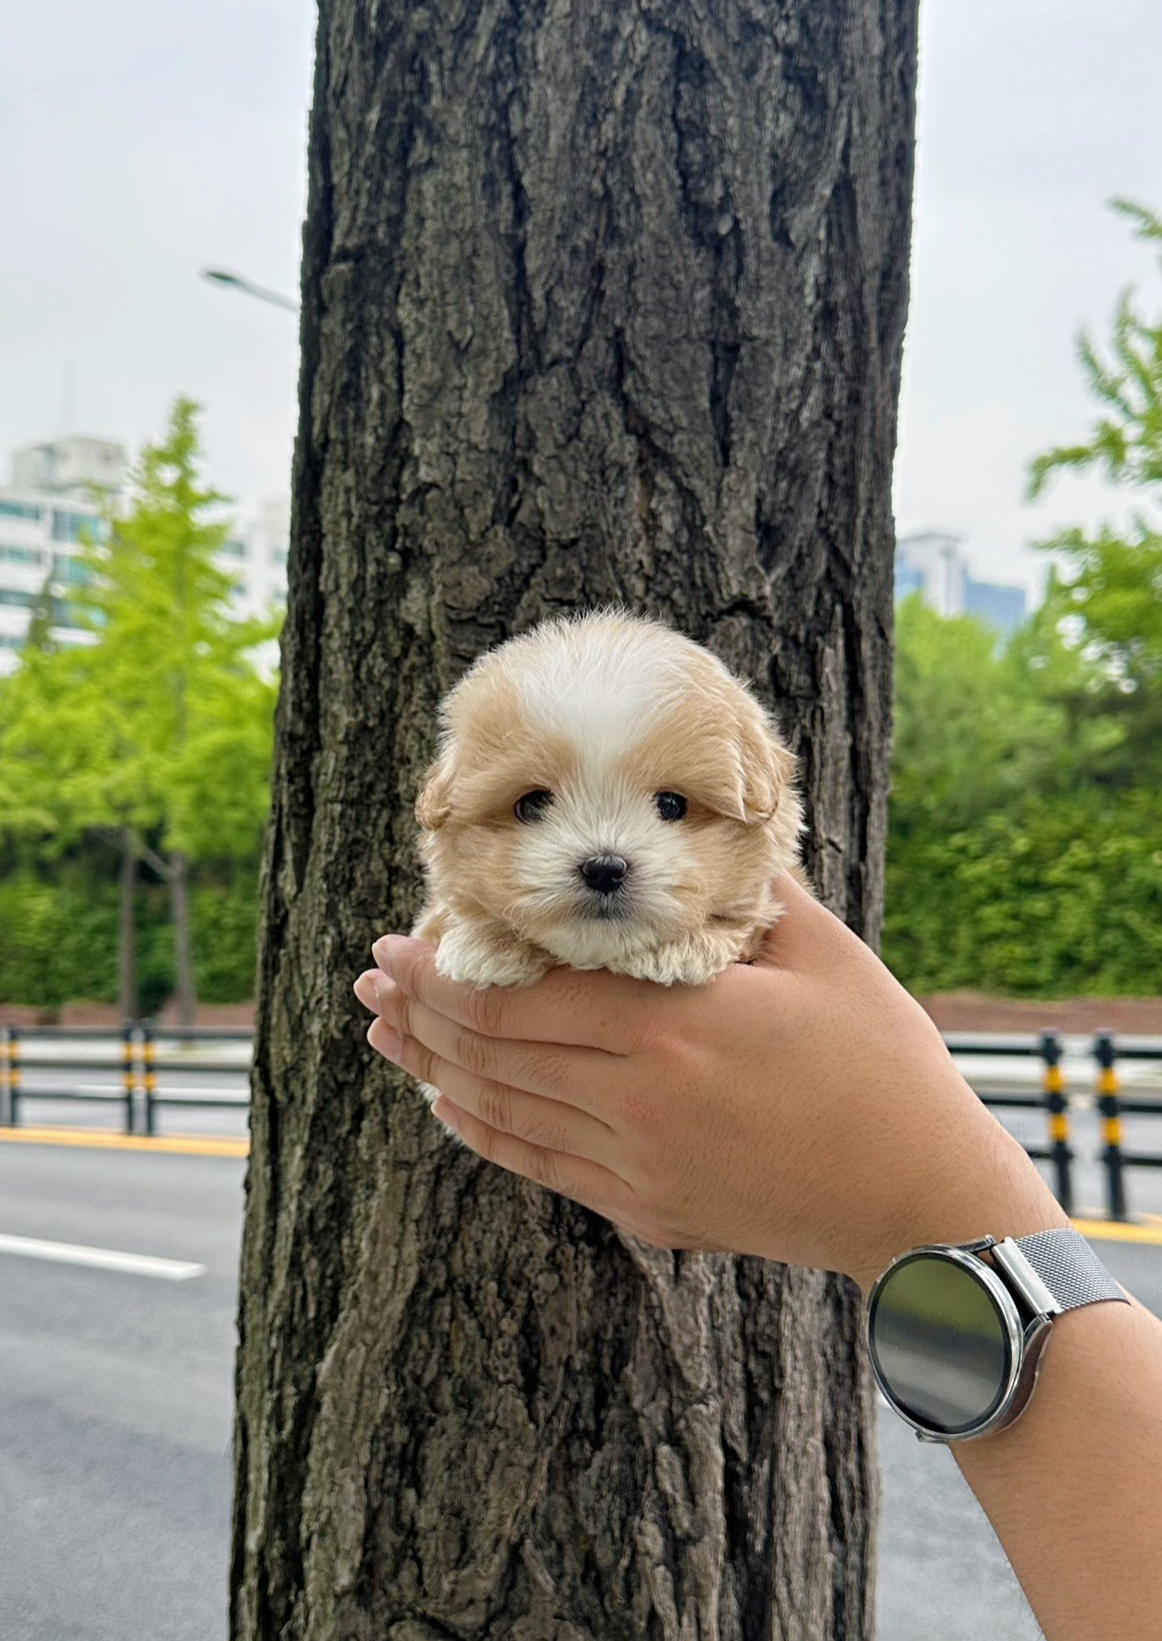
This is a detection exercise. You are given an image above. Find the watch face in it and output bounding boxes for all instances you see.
[869,1252,1016,1438]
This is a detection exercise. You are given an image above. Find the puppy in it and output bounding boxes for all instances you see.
[413,609,803,990]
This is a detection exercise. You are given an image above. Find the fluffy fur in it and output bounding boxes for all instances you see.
[413,609,803,992]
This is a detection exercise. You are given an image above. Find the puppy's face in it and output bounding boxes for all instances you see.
[416,614,801,968]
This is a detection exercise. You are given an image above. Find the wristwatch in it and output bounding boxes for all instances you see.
[867,1228,1127,1443]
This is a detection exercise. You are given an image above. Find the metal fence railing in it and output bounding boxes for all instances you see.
[2,1022,1160,1220]
[943,1030,1162,1221]
[0,1022,250,1138]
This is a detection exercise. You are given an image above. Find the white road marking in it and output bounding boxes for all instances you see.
[72,1083,245,1100]
[0,1233,207,1281]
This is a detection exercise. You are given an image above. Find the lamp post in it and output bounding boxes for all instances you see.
[201,268,297,313]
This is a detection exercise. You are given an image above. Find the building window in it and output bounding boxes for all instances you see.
[50,597,96,627]
[0,589,35,607]
[51,510,103,544]
[52,553,93,587]
[221,539,248,559]
[0,545,44,566]
[0,500,44,523]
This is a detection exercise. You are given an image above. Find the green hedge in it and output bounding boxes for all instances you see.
[0,866,260,1012]
[883,788,1162,996]
[2,797,1158,1009]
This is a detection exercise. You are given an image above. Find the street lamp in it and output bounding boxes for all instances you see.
[201,268,297,313]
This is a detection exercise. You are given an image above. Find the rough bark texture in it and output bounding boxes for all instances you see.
[231,2,918,1637]
[170,847,196,1028]
[118,825,138,1020]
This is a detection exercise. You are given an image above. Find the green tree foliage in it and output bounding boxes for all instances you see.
[885,776,1162,998]
[885,599,1162,996]
[885,200,1162,999]
[1,400,278,851]
[889,596,1060,831]
[0,399,279,1013]
[68,398,280,854]
[0,861,260,1010]
[1027,199,1162,782]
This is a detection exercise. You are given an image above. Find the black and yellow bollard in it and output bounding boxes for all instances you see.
[142,1022,157,1137]
[1,1025,19,1127]
[122,1021,137,1133]
[1095,1031,1128,1222]
[1040,1031,1073,1216]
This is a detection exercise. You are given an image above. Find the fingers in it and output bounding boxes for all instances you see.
[430,1096,637,1225]
[353,969,383,1013]
[362,993,621,1167]
[370,934,658,1054]
[356,968,625,1123]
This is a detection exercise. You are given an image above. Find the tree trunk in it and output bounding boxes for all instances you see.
[170,848,197,1028]
[232,0,917,1636]
[118,824,138,1021]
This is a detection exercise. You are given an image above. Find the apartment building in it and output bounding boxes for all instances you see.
[895,530,1028,636]
[0,435,288,676]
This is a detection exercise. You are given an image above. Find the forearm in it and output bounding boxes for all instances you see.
[952,1295,1162,1641]
[360,889,1162,1639]
[864,1113,1162,1641]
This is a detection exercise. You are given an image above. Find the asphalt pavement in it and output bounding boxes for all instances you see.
[0,1145,242,1641]
[0,1092,1159,1639]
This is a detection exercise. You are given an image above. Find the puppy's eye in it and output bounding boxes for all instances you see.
[514,789,554,823]
[655,791,687,822]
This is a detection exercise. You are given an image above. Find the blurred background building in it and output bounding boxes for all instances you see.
[895,530,1028,636]
[5,445,1032,675]
[0,434,288,676]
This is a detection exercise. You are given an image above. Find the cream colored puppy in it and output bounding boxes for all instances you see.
[413,609,803,990]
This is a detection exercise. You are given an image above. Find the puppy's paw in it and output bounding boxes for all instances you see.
[417,1081,476,1152]
[612,929,748,986]
[434,920,552,989]
[418,1079,446,1111]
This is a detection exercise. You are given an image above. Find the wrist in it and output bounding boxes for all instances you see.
[848,1087,1069,1294]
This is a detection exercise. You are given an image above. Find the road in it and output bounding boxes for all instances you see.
[10,1032,1162,1215]
[0,1093,1160,1638]
[876,1229,1162,1641]
[0,1144,242,1641]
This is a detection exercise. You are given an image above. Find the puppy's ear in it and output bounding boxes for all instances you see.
[415,746,457,831]
[734,705,796,825]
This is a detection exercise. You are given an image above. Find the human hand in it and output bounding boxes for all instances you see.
[354,874,1065,1289]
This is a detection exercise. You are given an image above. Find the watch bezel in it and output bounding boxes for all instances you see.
[867,1245,1030,1442]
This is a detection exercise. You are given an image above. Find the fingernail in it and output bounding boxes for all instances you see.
[372,936,392,970]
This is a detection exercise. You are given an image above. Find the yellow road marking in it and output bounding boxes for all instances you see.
[1072,1217,1162,1247]
[0,1125,247,1159]
[0,1133,1159,1238]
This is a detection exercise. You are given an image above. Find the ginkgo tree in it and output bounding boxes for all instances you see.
[1028,199,1162,781]
[0,398,279,1022]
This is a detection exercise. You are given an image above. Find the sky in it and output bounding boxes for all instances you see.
[1,1,1160,596]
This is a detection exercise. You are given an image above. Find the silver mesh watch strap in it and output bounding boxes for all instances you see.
[1014,1228,1127,1312]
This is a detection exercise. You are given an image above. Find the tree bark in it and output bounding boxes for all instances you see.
[118,824,138,1021]
[170,847,197,1028]
[232,1,917,1636]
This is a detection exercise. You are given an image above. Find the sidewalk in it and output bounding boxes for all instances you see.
[920,992,1162,1035]
[4,993,1161,1035]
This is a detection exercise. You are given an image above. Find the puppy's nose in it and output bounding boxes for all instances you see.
[579,853,629,895]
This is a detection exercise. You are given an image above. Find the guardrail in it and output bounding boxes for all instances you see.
[1,1022,1160,1219]
[942,1030,1162,1221]
[0,1022,250,1138]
